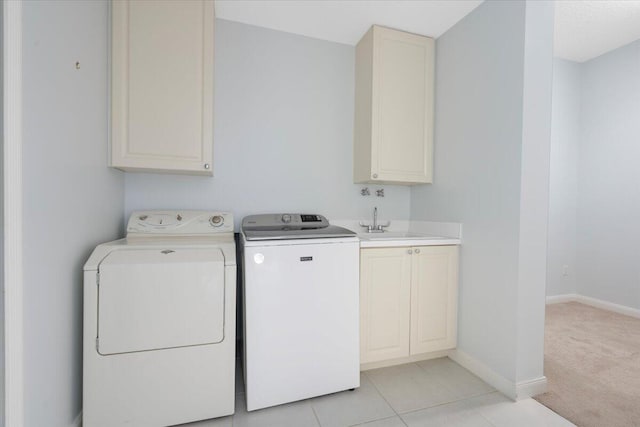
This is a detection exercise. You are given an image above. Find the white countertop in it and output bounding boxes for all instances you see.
[330,219,462,248]
[356,232,461,248]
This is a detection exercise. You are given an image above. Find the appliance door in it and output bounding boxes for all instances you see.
[243,240,360,410]
[97,248,225,355]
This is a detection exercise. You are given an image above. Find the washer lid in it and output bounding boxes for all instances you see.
[97,248,226,355]
[243,225,356,241]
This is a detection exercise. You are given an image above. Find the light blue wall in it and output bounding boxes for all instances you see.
[514,0,554,383]
[0,3,4,424]
[410,0,554,386]
[124,19,411,226]
[546,59,580,297]
[576,40,640,308]
[22,2,124,426]
[411,0,527,382]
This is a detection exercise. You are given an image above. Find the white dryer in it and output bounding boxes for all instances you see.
[83,211,236,427]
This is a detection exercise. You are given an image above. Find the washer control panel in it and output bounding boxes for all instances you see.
[127,211,234,235]
[242,214,329,230]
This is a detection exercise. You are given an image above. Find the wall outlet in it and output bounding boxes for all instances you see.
[562,265,569,277]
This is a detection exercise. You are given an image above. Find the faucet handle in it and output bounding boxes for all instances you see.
[358,221,373,232]
[376,221,391,231]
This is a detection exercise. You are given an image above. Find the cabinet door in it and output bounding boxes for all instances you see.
[360,248,412,363]
[371,26,434,184]
[410,246,458,354]
[111,0,214,175]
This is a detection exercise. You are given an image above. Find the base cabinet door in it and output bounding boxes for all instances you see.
[360,245,459,367]
[409,246,459,354]
[360,248,412,363]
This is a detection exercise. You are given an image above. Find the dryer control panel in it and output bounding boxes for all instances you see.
[127,211,234,236]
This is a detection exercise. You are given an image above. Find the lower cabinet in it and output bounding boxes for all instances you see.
[360,245,458,365]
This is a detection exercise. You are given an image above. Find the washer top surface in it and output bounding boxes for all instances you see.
[84,211,236,270]
[242,213,356,241]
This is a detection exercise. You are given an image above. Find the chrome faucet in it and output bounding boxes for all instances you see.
[359,207,390,233]
[373,206,378,228]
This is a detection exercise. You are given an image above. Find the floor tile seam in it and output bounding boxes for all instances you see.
[306,383,397,427]
[530,400,577,426]
[310,404,323,427]
[394,391,501,417]
[476,410,500,427]
[412,359,467,394]
[346,415,408,427]
[364,363,486,416]
[393,387,496,415]
[362,369,403,419]
[455,389,499,403]
[414,358,490,386]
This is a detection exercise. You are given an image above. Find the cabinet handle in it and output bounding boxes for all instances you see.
[372,173,378,179]
[415,248,420,254]
[407,249,413,254]
[204,163,210,170]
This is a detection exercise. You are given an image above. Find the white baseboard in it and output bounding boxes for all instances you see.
[448,349,517,400]
[545,294,579,304]
[71,411,82,427]
[516,376,547,399]
[546,294,640,319]
[448,349,547,401]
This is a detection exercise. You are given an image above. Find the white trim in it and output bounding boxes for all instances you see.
[577,295,640,319]
[516,376,547,399]
[71,411,82,427]
[545,294,579,304]
[547,293,640,319]
[448,349,548,401]
[447,349,516,400]
[3,1,24,426]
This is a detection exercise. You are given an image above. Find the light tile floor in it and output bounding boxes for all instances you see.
[182,357,574,427]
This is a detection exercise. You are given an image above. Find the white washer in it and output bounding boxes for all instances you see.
[83,211,236,427]
[241,214,360,411]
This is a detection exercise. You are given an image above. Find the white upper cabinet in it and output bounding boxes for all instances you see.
[110,0,215,176]
[354,25,434,185]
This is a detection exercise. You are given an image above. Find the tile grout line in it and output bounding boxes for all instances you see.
[362,368,409,426]
[347,415,406,427]
[310,404,323,427]
[366,361,473,423]
[394,390,500,418]
[411,359,498,405]
[477,410,500,427]
[411,358,471,401]
[365,361,501,425]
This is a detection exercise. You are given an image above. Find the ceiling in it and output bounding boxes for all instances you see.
[554,1,640,62]
[214,0,483,46]
[215,1,640,64]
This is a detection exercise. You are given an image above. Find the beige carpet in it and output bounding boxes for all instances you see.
[535,302,640,427]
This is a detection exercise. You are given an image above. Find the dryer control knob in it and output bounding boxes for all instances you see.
[210,215,224,227]
[282,214,292,223]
